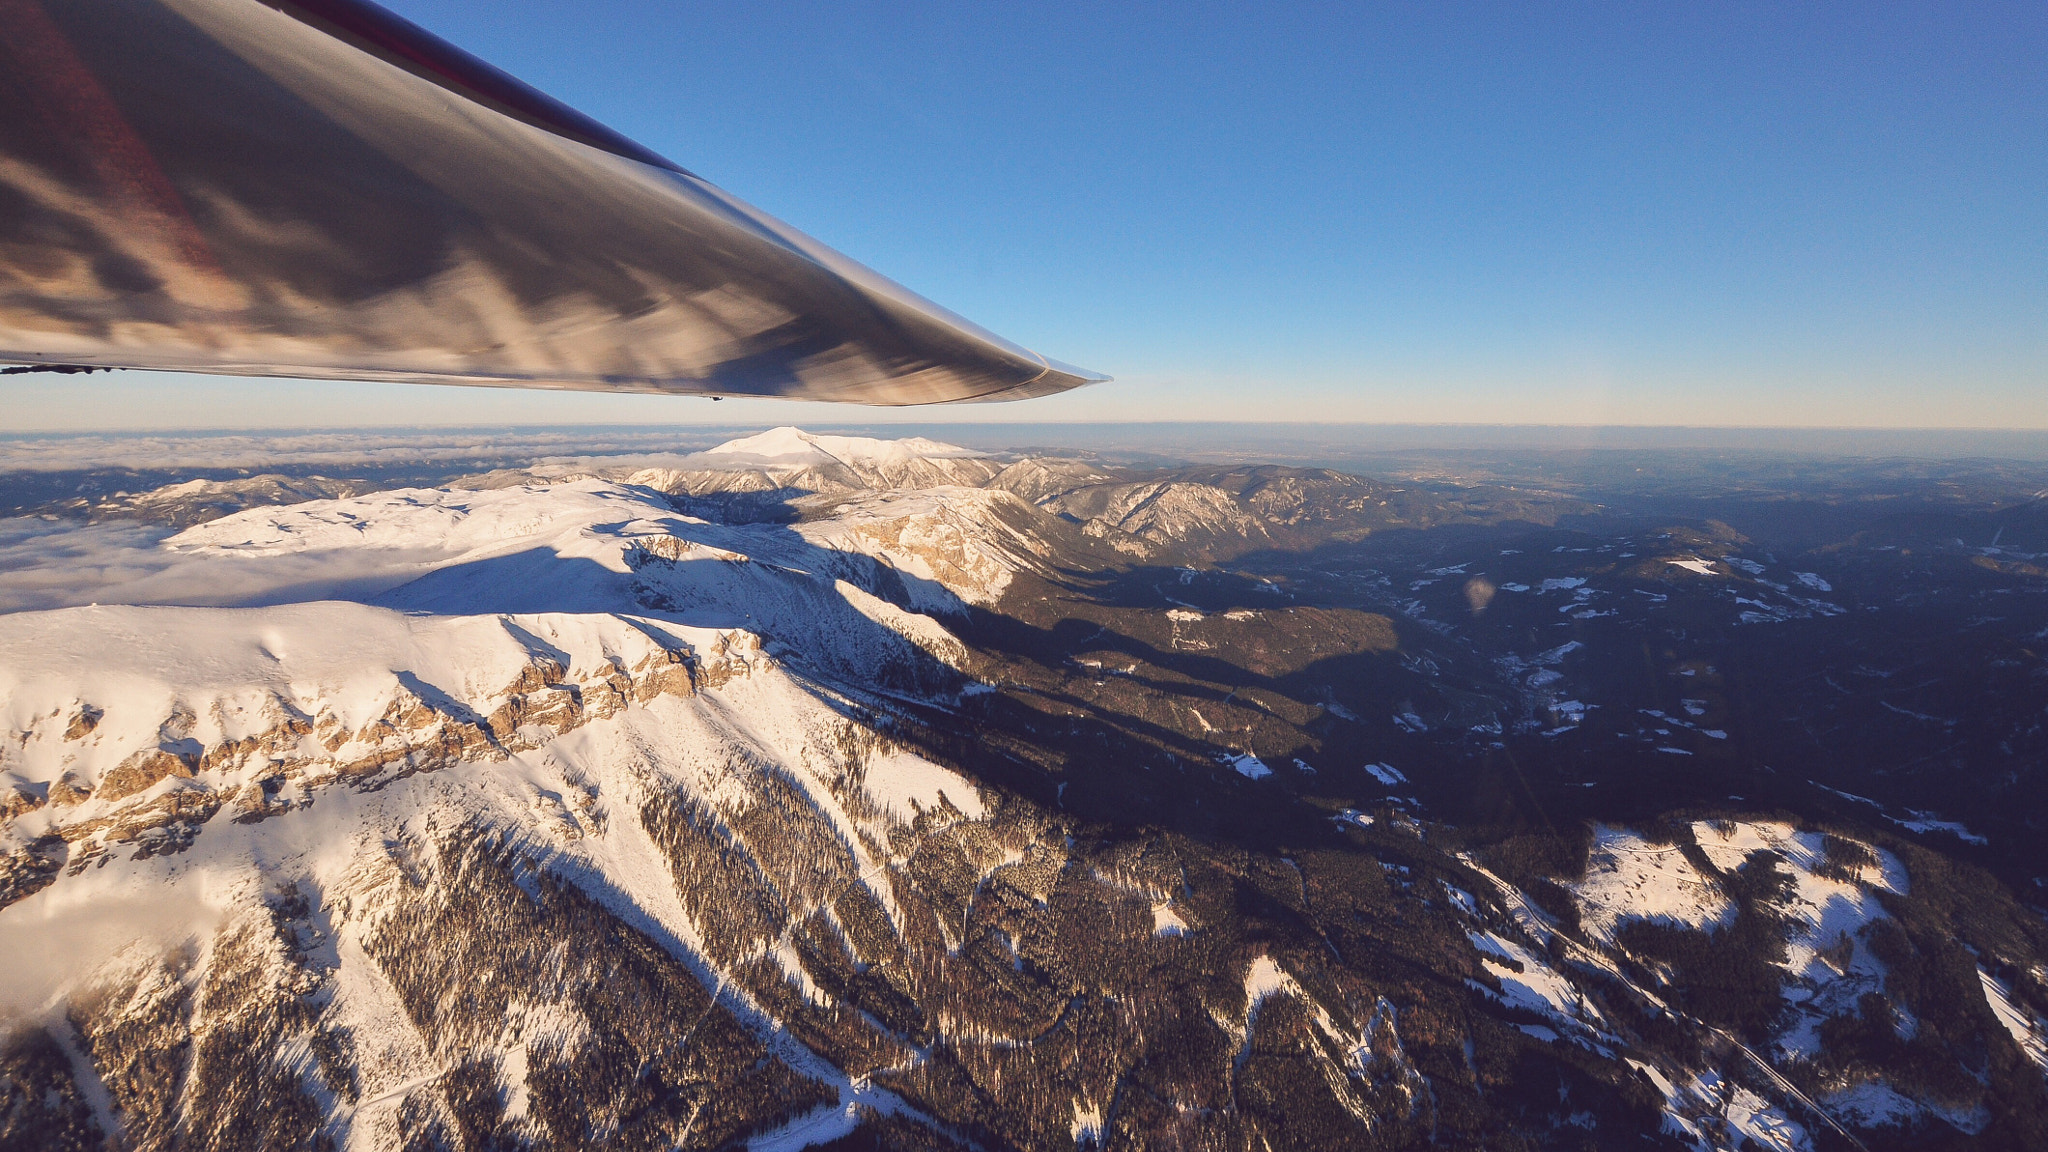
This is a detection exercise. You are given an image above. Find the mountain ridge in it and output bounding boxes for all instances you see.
[2,429,2046,1151]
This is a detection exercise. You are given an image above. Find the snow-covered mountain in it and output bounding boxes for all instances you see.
[3,430,2046,1152]
[623,427,1007,501]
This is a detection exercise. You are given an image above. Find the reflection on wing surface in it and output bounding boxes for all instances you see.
[0,0,1105,403]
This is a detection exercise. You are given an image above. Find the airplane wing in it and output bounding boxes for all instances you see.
[0,0,1105,403]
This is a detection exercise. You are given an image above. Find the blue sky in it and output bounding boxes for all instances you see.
[14,1,2045,429]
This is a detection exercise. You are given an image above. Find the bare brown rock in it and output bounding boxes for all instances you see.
[0,784,44,820]
[0,839,63,910]
[63,705,102,741]
[47,773,92,807]
[97,748,199,803]
[487,685,584,752]
[197,709,313,775]
[632,649,699,700]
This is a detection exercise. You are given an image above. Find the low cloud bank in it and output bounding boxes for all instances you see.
[0,516,446,613]
[0,427,738,473]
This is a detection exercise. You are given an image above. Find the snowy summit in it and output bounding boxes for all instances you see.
[681,427,984,471]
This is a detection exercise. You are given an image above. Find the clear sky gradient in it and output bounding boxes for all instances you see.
[10,1,2044,430]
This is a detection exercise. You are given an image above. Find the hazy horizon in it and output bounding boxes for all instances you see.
[9,420,2048,470]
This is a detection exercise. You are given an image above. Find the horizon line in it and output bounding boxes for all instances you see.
[7,420,2048,437]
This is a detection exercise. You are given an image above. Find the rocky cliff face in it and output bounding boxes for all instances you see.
[0,604,751,904]
[2,431,2045,1152]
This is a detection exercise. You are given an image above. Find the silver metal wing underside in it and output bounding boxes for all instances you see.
[0,0,1105,403]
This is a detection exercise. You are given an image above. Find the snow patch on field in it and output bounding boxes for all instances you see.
[1690,821,1907,1064]
[1980,967,2048,1072]
[1467,929,1606,1030]
[1242,956,1293,1022]
[1152,902,1189,937]
[772,937,833,1008]
[1891,811,1987,845]
[1631,1062,1812,1152]
[863,751,986,824]
[1720,1079,1810,1151]
[1070,1100,1105,1148]
[1823,1081,1918,1127]
[1572,826,1733,947]
[1227,753,1272,780]
[1365,762,1406,786]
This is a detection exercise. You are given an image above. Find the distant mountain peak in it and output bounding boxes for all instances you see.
[687,426,984,472]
